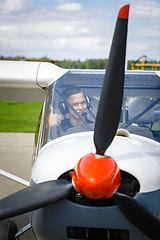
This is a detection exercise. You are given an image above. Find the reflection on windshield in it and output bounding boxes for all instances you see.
[41,70,160,147]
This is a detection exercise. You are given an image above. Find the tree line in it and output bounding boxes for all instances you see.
[0,56,160,70]
[55,58,108,69]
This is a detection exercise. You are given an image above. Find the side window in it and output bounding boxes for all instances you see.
[32,101,46,165]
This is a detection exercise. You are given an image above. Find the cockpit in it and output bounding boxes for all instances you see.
[35,70,160,153]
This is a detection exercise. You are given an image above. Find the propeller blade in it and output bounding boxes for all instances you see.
[0,180,73,221]
[94,5,130,155]
[113,192,160,240]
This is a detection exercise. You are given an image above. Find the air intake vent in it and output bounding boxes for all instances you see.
[67,227,129,240]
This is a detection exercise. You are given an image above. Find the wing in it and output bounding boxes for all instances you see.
[0,61,68,188]
[0,61,68,102]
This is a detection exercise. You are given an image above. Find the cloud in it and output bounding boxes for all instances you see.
[0,0,28,13]
[0,0,109,60]
[123,0,160,60]
[130,0,160,19]
[55,3,82,11]
[0,0,159,61]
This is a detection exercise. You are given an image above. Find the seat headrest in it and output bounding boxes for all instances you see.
[128,98,154,124]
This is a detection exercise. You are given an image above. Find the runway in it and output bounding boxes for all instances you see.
[0,132,36,239]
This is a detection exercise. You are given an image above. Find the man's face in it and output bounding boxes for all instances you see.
[67,92,87,120]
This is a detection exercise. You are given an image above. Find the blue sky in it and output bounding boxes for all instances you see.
[0,0,160,61]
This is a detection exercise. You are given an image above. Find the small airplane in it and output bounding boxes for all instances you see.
[0,4,160,240]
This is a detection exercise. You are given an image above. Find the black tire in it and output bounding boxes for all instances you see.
[0,220,18,240]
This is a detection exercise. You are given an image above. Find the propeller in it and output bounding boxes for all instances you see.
[113,192,160,240]
[0,180,73,221]
[94,5,129,156]
[72,4,131,200]
[0,4,160,240]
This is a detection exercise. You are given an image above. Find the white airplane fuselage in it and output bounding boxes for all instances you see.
[30,132,160,240]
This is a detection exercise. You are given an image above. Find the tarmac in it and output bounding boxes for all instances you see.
[0,132,36,239]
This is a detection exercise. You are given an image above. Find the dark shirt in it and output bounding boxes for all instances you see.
[59,118,93,136]
[61,118,73,132]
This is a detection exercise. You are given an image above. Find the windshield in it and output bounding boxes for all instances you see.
[40,70,160,147]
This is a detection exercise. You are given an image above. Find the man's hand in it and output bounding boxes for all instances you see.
[48,107,62,126]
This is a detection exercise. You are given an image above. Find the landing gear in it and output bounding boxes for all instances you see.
[0,220,18,240]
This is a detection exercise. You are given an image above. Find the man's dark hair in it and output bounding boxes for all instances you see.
[63,86,83,100]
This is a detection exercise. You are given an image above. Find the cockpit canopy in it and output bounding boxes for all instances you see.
[35,70,160,151]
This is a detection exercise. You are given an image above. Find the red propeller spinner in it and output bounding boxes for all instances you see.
[72,153,121,200]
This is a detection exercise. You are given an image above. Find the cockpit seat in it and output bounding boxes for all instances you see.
[128,98,154,125]
[126,98,155,140]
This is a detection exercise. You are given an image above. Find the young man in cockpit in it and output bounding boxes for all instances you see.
[48,87,92,135]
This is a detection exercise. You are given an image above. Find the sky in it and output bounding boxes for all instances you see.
[0,0,160,62]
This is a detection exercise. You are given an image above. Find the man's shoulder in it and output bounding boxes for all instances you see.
[61,118,73,131]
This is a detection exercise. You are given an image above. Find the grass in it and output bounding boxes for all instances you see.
[0,101,43,132]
